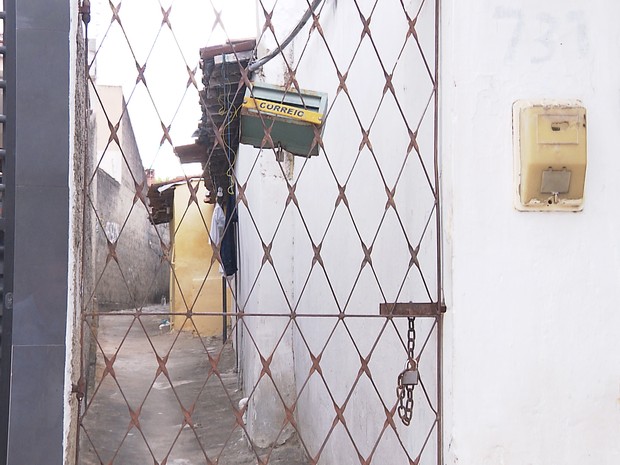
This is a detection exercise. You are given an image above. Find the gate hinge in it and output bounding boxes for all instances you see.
[72,378,86,402]
[4,292,13,310]
[80,0,91,25]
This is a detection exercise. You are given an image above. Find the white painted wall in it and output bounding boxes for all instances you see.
[442,1,620,464]
[236,4,298,447]
[236,147,298,448]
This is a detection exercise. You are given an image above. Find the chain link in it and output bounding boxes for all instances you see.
[397,317,417,425]
[407,316,416,362]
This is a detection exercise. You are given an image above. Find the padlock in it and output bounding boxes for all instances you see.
[401,368,419,386]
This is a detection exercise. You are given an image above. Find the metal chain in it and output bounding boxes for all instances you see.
[397,317,417,425]
[407,316,416,361]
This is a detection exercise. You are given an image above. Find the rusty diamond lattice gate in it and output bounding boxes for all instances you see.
[75,0,443,464]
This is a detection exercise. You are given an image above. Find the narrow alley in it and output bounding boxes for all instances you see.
[78,305,307,465]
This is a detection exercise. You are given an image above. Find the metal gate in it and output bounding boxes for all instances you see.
[75,0,442,464]
[0,4,10,460]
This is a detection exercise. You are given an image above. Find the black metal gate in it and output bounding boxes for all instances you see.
[0,3,11,460]
[76,0,443,464]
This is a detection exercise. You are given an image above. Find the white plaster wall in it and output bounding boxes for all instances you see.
[442,1,620,464]
[236,0,299,442]
[237,145,298,448]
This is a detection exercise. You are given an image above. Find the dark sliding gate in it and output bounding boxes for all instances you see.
[0,1,11,460]
[75,1,444,464]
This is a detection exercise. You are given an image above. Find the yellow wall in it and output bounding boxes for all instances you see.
[170,182,228,336]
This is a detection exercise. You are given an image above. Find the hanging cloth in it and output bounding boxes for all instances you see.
[210,201,226,246]
[221,193,238,276]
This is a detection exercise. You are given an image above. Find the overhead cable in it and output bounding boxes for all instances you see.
[248,0,325,72]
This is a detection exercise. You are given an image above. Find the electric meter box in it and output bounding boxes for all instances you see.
[513,100,587,212]
[240,82,328,157]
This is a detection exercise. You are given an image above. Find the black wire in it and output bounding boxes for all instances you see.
[248,0,324,72]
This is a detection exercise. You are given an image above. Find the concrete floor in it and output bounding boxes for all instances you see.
[78,305,308,465]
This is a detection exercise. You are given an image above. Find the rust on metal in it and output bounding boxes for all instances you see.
[311,242,324,268]
[335,184,348,208]
[285,182,298,207]
[261,241,273,266]
[379,302,446,317]
[385,185,397,211]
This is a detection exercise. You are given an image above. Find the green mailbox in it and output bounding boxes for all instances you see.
[240,82,328,157]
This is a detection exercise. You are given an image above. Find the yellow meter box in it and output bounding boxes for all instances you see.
[513,100,587,211]
[240,82,328,157]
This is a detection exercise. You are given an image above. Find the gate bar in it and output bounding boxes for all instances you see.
[379,302,446,317]
[0,1,13,461]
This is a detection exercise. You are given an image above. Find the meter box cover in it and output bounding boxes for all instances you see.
[513,100,587,212]
[240,82,328,157]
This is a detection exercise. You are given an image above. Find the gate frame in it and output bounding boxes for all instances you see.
[70,0,446,463]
